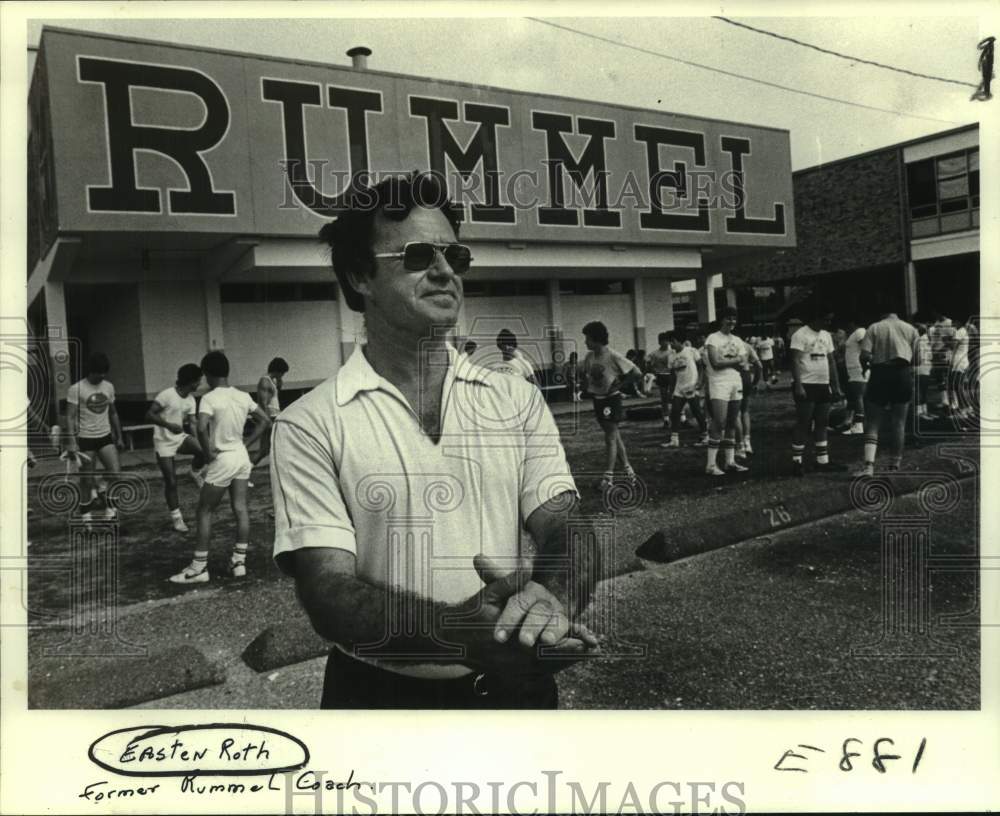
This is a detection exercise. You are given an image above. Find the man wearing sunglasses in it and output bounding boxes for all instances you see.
[270,172,601,709]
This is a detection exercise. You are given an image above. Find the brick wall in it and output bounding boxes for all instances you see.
[712,147,906,287]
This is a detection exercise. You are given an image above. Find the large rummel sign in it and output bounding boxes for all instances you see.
[33,28,795,247]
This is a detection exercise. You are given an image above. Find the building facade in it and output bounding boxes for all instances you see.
[27,27,795,418]
[709,125,979,330]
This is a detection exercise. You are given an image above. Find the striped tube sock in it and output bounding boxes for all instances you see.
[707,439,721,469]
[791,443,805,464]
[722,439,736,467]
[190,551,208,574]
[815,442,829,465]
[232,542,249,565]
[863,433,878,466]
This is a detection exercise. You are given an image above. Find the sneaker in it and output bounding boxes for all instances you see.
[103,506,118,520]
[172,516,190,533]
[598,475,614,491]
[229,559,247,578]
[814,461,848,472]
[624,466,638,487]
[725,462,749,473]
[80,511,93,523]
[744,443,753,455]
[169,565,209,585]
[660,438,680,448]
[693,436,709,447]
[190,467,206,488]
[705,465,726,477]
[853,462,875,478]
[841,423,864,435]
[792,461,804,478]
[248,480,255,489]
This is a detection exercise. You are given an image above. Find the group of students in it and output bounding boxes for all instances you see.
[57,351,290,585]
[546,305,977,486]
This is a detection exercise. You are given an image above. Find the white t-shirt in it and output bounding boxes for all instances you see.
[704,331,745,386]
[844,327,867,383]
[488,354,535,382]
[952,327,970,372]
[199,387,256,453]
[756,337,774,361]
[152,387,196,446]
[791,326,834,385]
[582,348,636,397]
[671,346,700,393]
[67,378,115,438]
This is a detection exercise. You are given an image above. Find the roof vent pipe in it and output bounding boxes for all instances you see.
[347,46,372,70]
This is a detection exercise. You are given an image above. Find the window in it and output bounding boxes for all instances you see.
[220,282,338,303]
[906,147,979,238]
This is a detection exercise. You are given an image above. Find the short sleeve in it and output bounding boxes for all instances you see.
[198,393,215,417]
[107,383,116,402]
[245,391,257,416]
[860,325,875,353]
[66,383,79,405]
[790,330,806,352]
[270,419,357,575]
[518,387,578,523]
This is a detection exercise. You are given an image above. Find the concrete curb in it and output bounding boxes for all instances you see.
[636,469,977,565]
[242,619,333,673]
[29,645,224,709]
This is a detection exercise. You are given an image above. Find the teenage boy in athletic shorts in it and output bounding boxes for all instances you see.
[65,352,124,521]
[703,308,748,476]
[646,332,675,439]
[251,356,289,469]
[170,351,271,585]
[661,331,707,448]
[855,312,920,477]
[581,321,640,490]
[736,335,763,458]
[790,311,845,477]
[146,363,206,532]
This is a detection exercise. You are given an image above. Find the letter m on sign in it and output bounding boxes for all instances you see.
[77,56,235,215]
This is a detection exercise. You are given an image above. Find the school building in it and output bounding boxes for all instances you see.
[707,124,980,329]
[27,27,796,419]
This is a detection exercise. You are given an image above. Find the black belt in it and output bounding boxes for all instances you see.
[321,648,558,709]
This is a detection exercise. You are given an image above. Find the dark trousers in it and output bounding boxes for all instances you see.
[320,649,558,710]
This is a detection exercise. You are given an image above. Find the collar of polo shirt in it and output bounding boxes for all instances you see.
[335,345,494,406]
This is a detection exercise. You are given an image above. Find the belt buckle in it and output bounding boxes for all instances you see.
[472,673,489,697]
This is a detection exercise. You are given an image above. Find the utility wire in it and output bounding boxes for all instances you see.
[714,16,977,88]
[526,18,965,125]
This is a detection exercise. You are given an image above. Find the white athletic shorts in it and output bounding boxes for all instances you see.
[204,448,252,488]
[708,378,742,402]
[154,433,193,459]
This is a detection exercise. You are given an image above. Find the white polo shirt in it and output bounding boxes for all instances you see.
[270,345,577,677]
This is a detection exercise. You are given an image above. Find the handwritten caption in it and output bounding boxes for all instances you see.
[774,737,927,774]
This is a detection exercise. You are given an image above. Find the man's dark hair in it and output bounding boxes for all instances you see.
[318,171,463,313]
[86,352,110,375]
[664,330,678,343]
[720,306,739,320]
[583,321,609,346]
[176,363,202,386]
[657,331,669,343]
[201,350,230,378]
[268,357,289,375]
[463,340,477,354]
[496,329,517,350]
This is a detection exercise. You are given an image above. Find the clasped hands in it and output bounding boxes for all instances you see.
[445,554,600,677]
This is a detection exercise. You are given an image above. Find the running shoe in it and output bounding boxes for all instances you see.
[169,566,209,585]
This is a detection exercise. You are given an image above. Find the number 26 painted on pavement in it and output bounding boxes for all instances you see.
[763,504,792,527]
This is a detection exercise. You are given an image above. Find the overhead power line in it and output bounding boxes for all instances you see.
[713,16,977,89]
[525,17,965,126]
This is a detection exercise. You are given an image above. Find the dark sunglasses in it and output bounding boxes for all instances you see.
[373,242,473,274]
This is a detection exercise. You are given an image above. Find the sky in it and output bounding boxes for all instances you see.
[22,7,989,170]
